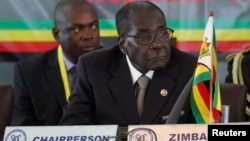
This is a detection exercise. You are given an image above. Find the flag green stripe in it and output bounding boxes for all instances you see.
[191,94,205,123]
[193,71,211,85]
[213,80,221,108]
[0,19,249,29]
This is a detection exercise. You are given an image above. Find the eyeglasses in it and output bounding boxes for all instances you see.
[123,28,174,44]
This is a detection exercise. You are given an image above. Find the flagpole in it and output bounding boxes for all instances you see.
[209,10,214,123]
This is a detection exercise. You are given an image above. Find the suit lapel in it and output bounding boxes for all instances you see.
[141,70,176,123]
[108,55,139,123]
[46,50,67,108]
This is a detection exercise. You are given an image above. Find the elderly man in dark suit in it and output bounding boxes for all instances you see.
[11,0,101,125]
[60,1,197,127]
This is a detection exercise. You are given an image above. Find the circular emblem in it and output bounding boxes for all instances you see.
[160,89,168,96]
[4,129,27,141]
[128,128,157,141]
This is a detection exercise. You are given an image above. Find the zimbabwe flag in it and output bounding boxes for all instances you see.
[191,11,222,123]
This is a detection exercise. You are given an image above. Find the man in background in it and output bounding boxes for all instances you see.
[225,46,250,120]
[11,0,101,125]
[60,1,197,127]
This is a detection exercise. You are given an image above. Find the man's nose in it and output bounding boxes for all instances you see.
[150,35,164,49]
[80,28,93,40]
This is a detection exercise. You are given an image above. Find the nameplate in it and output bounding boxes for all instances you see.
[128,122,250,141]
[4,125,118,141]
[128,124,207,141]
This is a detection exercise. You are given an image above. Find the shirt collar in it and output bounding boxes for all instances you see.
[63,53,75,71]
[126,55,154,85]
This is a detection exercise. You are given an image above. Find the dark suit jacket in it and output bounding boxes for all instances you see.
[60,45,198,127]
[11,47,67,125]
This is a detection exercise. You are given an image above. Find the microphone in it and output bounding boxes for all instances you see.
[165,74,194,124]
[98,127,129,141]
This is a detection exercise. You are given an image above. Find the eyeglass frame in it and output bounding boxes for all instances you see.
[122,27,174,45]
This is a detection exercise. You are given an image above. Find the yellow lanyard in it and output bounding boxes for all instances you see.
[57,45,71,101]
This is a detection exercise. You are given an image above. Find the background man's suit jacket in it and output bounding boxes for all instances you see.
[60,46,198,127]
[11,47,67,125]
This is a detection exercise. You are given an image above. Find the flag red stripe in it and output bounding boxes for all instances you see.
[177,41,250,52]
[212,108,221,119]
[0,41,58,52]
[197,82,210,109]
[212,66,216,83]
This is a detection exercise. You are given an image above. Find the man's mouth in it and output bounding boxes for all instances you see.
[80,46,96,52]
[151,56,166,61]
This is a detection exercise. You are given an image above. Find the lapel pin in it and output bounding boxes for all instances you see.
[160,89,168,96]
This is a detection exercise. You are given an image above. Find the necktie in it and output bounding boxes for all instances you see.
[136,75,150,118]
[69,66,77,91]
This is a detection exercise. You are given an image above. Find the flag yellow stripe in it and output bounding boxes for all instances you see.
[0,30,118,41]
[0,29,249,41]
[175,29,250,41]
[193,85,211,123]
[194,65,209,78]
[0,30,55,41]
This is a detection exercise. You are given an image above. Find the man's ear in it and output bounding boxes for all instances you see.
[52,27,59,41]
[118,36,127,54]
